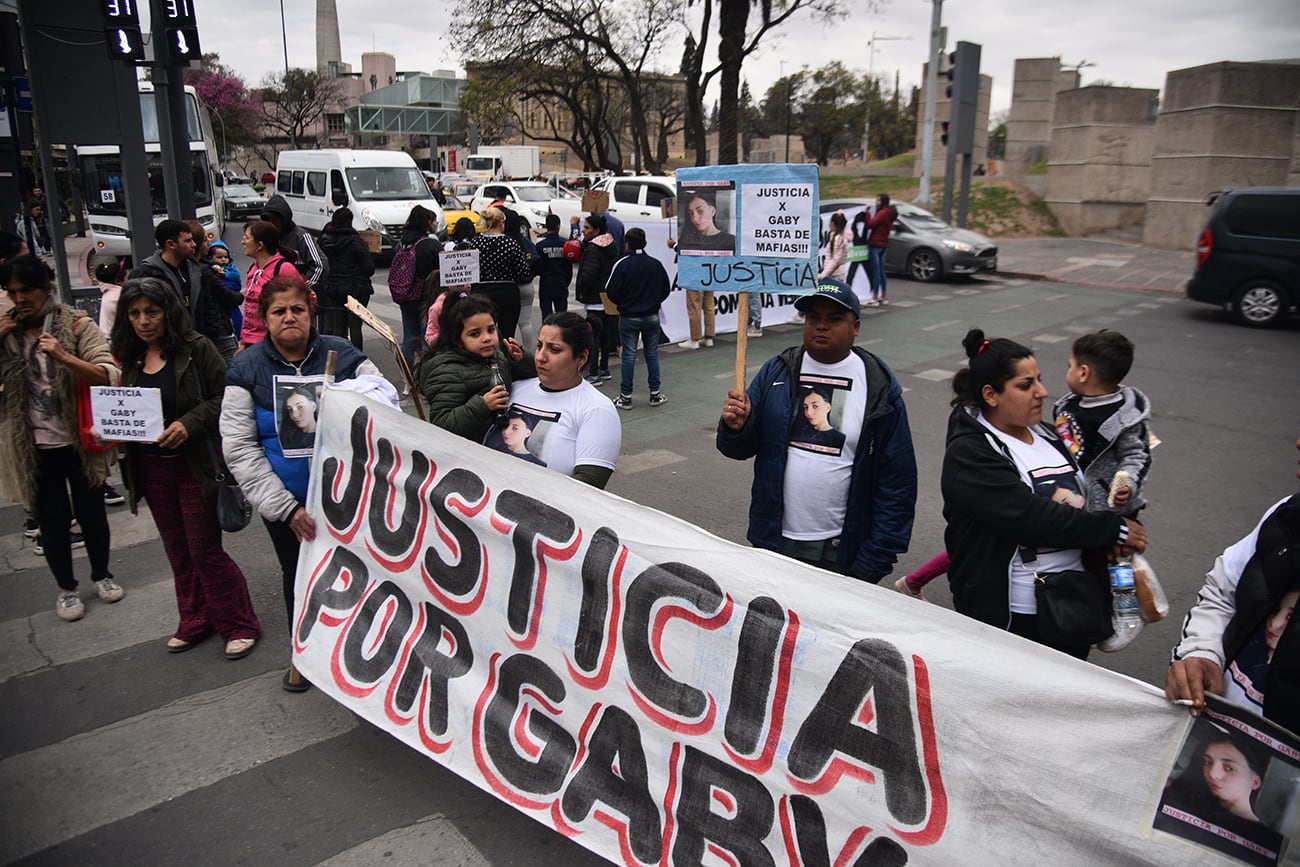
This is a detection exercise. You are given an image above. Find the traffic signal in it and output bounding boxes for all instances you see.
[100,0,145,63]
[152,0,202,65]
[945,41,982,154]
[941,121,950,147]
[944,51,957,99]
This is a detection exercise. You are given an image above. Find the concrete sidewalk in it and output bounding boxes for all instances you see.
[994,237,1195,293]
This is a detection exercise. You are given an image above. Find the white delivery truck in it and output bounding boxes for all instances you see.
[273,149,446,255]
[463,146,541,182]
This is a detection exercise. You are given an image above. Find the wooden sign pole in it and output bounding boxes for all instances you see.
[343,296,426,421]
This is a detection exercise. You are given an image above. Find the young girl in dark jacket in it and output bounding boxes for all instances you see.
[417,293,534,442]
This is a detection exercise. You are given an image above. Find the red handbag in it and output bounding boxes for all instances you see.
[76,377,115,454]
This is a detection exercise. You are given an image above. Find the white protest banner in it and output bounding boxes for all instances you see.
[675,165,820,297]
[294,387,1295,867]
[88,386,164,442]
[441,249,480,287]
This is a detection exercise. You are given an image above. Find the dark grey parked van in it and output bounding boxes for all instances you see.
[1186,187,1300,327]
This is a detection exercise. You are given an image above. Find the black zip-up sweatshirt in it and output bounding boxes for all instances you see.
[940,405,1125,628]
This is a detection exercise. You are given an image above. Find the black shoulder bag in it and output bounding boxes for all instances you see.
[1022,545,1113,647]
[190,363,252,532]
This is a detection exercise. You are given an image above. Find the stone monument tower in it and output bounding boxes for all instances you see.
[316,0,342,74]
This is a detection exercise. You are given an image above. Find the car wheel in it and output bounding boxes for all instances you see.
[1232,280,1287,327]
[907,249,943,283]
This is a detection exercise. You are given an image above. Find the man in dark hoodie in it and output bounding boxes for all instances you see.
[260,195,328,292]
[131,219,239,360]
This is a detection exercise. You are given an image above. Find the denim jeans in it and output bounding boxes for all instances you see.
[619,314,662,397]
[867,246,887,298]
[398,300,424,369]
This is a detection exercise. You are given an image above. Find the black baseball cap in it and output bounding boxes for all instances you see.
[794,278,861,317]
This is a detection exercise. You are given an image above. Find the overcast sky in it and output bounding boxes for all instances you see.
[170,0,1297,119]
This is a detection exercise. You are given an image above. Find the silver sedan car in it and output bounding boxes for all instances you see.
[821,198,998,282]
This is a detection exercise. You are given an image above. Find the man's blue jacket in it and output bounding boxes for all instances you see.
[716,345,917,582]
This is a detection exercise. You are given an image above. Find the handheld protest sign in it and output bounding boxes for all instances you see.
[89,386,164,442]
[440,249,480,287]
[344,296,425,420]
[675,164,819,395]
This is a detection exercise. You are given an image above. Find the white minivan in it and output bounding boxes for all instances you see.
[274,149,446,255]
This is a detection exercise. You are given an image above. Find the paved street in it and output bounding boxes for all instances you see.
[3,225,1298,864]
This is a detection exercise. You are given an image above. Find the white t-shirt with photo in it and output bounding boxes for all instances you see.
[488,378,621,478]
[782,354,868,540]
[979,415,1088,614]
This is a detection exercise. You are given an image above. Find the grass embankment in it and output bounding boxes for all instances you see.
[818,174,1065,239]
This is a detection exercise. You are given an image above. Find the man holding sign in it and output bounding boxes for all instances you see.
[717,278,917,582]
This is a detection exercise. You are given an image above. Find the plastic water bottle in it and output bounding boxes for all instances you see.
[1109,557,1141,628]
[490,363,509,428]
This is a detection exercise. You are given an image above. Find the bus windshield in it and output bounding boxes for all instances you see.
[138,93,201,143]
[344,167,427,201]
[81,151,213,215]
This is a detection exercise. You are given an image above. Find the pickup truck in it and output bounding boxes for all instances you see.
[547,175,677,224]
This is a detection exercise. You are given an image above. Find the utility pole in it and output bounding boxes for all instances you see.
[916,0,943,203]
[780,61,790,162]
[862,32,909,164]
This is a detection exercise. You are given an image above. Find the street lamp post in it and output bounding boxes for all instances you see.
[280,0,295,149]
[863,32,909,164]
[780,61,790,163]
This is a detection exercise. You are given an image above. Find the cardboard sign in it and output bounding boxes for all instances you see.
[440,249,480,287]
[88,386,163,442]
[581,189,610,215]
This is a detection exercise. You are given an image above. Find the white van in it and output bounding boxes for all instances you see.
[273,149,446,255]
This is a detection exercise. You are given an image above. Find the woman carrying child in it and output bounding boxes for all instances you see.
[940,327,1148,658]
[418,292,534,442]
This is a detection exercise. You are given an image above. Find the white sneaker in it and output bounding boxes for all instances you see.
[864,299,881,308]
[746,327,762,337]
[701,337,715,347]
[94,577,125,603]
[677,339,700,350]
[57,591,85,622]
[1097,618,1144,653]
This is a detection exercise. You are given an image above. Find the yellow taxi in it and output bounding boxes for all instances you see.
[441,192,484,236]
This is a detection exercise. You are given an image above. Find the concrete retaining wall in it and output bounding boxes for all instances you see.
[1143,61,1300,250]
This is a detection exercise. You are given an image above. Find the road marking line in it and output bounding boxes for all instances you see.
[913,368,955,382]
[921,320,962,332]
[0,672,358,862]
[619,449,687,475]
[1033,334,1068,344]
[1,580,180,684]
[317,814,491,867]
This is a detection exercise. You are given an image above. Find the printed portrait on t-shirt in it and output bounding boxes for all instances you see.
[790,376,851,456]
[484,406,551,467]
[274,375,324,458]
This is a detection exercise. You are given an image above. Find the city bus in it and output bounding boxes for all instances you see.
[78,82,224,260]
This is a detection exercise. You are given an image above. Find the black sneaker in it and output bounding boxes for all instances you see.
[102,484,125,506]
[649,391,667,407]
[24,518,39,539]
[33,531,84,558]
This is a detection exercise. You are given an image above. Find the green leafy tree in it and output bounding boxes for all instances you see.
[798,62,863,165]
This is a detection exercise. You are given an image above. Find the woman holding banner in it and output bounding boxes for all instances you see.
[488,311,620,489]
[221,273,383,691]
[940,328,1146,658]
[112,278,261,659]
